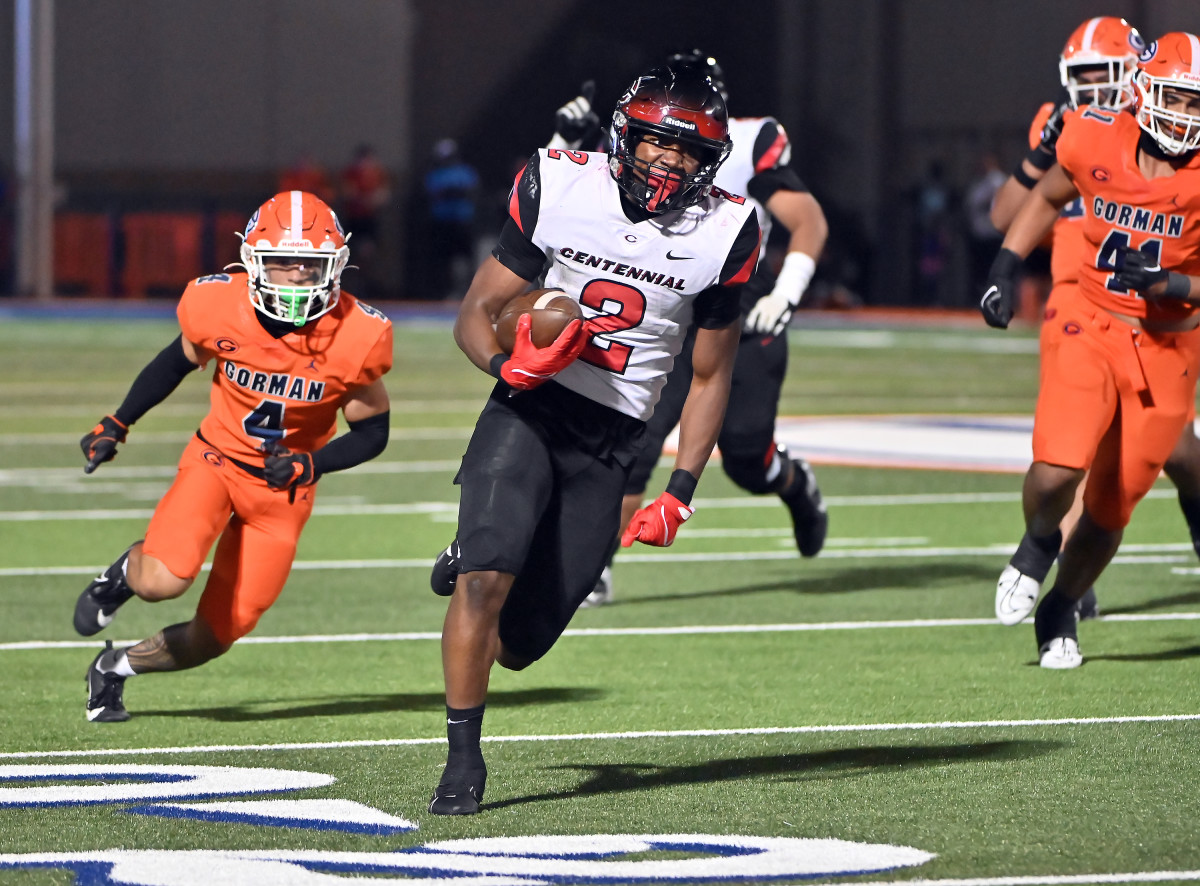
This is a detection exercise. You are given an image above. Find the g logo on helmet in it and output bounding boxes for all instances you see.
[244,210,260,239]
[1139,40,1157,63]
[1129,32,1147,55]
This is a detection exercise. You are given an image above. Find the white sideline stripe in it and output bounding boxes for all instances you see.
[851,872,1200,886]
[0,400,481,419]
[0,427,472,445]
[1,542,1194,578]
[2,712,1197,761]
[6,612,1200,651]
[0,486,1180,512]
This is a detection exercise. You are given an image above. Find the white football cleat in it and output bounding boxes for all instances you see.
[579,567,613,608]
[1039,637,1082,669]
[995,565,1041,626]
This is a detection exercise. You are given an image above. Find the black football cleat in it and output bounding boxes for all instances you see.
[430,539,461,597]
[86,641,130,722]
[428,762,486,816]
[781,457,828,558]
[74,546,138,636]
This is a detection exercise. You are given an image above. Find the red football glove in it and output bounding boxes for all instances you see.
[621,491,695,547]
[499,314,588,390]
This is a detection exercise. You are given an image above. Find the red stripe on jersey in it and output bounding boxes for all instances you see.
[508,164,527,233]
[725,230,762,285]
[755,131,789,173]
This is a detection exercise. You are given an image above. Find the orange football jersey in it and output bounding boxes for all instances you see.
[1056,106,1200,321]
[1028,103,1088,286]
[177,272,393,463]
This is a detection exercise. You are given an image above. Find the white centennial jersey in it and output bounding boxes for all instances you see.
[511,149,758,420]
[716,117,793,262]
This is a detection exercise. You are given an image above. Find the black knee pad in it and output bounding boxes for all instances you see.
[722,451,775,495]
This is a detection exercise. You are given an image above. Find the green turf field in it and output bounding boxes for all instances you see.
[1,313,1198,885]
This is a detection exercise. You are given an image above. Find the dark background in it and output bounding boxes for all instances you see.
[0,0,1196,303]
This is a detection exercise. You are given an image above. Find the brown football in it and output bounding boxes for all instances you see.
[494,288,584,354]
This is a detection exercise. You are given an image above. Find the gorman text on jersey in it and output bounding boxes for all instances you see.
[1091,197,1185,237]
[222,361,326,402]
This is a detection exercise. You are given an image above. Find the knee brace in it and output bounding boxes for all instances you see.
[721,443,782,495]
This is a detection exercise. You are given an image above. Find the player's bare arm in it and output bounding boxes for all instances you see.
[673,320,740,478]
[766,189,828,258]
[990,174,1040,233]
[342,376,390,422]
[1001,164,1079,259]
[453,257,536,373]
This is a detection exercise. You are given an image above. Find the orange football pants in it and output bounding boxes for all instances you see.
[142,435,315,646]
[1033,284,1200,530]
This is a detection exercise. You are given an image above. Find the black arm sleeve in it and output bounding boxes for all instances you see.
[746,166,808,206]
[113,335,199,426]
[311,411,390,478]
[491,217,548,281]
[692,283,742,329]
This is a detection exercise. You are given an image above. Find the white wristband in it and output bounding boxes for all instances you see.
[774,251,817,306]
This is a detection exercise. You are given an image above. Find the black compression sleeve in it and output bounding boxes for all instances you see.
[491,217,547,281]
[113,335,199,426]
[311,411,390,477]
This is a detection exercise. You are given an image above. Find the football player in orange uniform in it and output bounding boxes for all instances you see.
[990,16,1145,625]
[76,191,393,721]
[980,33,1200,668]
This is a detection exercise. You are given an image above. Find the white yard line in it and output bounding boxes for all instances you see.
[5,612,1200,652]
[0,543,1193,577]
[1,712,1196,760]
[0,487,1181,516]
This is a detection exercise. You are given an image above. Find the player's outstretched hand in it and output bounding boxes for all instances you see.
[621,491,695,547]
[553,80,600,149]
[980,248,1021,329]
[499,315,588,390]
[1038,101,1068,154]
[744,289,797,337]
[261,439,315,497]
[81,415,128,474]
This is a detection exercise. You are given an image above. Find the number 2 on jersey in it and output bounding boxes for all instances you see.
[578,279,647,374]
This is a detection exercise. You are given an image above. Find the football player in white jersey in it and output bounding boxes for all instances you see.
[550,51,830,607]
[426,65,760,815]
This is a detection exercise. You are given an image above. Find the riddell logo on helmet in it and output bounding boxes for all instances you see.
[278,239,313,248]
[661,116,698,130]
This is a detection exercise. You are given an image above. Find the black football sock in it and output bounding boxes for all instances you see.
[1010,529,1062,582]
[1178,493,1200,540]
[445,703,486,770]
[1034,587,1079,647]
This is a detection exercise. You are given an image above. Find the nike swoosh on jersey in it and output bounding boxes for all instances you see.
[665,251,694,260]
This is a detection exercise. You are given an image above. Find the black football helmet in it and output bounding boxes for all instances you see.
[608,65,732,213]
[665,49,729,103]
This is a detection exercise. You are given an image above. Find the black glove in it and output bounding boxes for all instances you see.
[1113,245,1167,293]
[1039,102,1067,152]
[980,248,1022,329]
[1113,245,1192,299]
[554,80,600,147]
[81,415,128,474]
[261,439,316,501]
[1024,102,1068,172]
